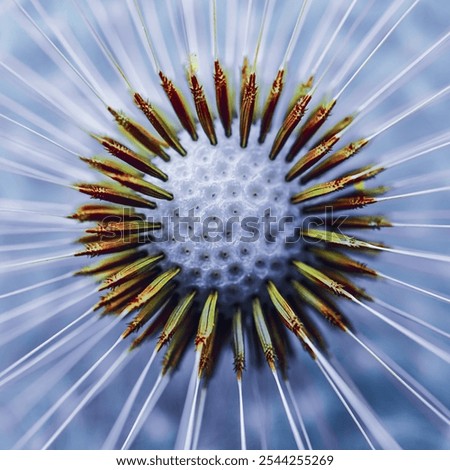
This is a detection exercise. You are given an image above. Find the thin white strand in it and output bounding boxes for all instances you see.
[365,243,450,264]
[0,315,99,405]
[326,358,401,449]
[0,279,89,326]
[272,369,305,450]
[0,272,73,299]
[367,85,450,141]
[0,252,77,272]
[0,238,74,253]
[252,0,271,70]
[0,210,71,223]
[310,0,359,77]
[237,378,247,450]
[145,1,178,78]
[325,138,450,188]
[0,300,96,385]
[178,0,193,60]
[9,8,105,116]
[0,212,68,223]
[381,138,450,171]
[42,350,130,449]
[312,0,380,94]
[346,329,450,425]
[284,378,312,450]
[9,317,116,421]
[353,298,450,364]
[378,271,450,305]
[357,30,450,114]
[174,356,200,450]
[298,338,398,450]
[0,198,73,213]
[281,0,310,68]
[334,0,419,100]
[373,297,450,340]
[29,0,119,102]
[0,214,72,227]
[0,163,71,188]
[0,93,82,148]
[0,58,101,132]
[374,208,450,220]
[0,286,94,350]
[11,0,107,105]
[389,168,450,191]
[183,354,202,450]
[242,0,254,59]
[299,1,338,79]
[314,359,375,449]
[102,348,158,449]
[69,0,132,90]
[192,384,208,450]
[376,186,450,203]
[120,373,170,450]
[0,58,98,132]
[0,113,80,156]
[329,0,405,91]
[183,0,205,68]
[0,282,91,347]
[211,0,218,59]
[13,335,124,449]
[361,338,450,422]
[1,134,91,180]
[391,222,450,229]
[129,0,161,72]
[252,372,268,449]
[85,0,146,92]
[0,227,80,235]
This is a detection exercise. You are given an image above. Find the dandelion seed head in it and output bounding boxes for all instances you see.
[155,124,296,306]
[1,0,449,451]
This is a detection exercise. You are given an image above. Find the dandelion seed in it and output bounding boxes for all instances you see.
[0,0,449,451]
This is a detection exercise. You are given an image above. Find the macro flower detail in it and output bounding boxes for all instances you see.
[0,0,449,451]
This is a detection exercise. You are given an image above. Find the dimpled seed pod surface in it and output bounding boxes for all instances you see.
[0,0,449,450]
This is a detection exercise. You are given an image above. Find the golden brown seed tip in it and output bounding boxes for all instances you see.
[312,114,354,148]
[301,194,377,212]
[74,183,157,209]
[189,74,217,146]
[92,135,168,181]
[75,250,146,276]
[121,267,181,316]
[100,253,165,291]
[159,71,198,141]
[259,69,285,144]
[301,138,369,183]
[122,285,173,339]
[286,99,337,162]
[133,92,187,156]
[252,297,277,370]
[239,72,258,148]
[107,107,170,161]
[74,234,150,258]
[285,134,340,182]
[291,280,348,331]
[68,204,145,222]
[310,248,378,276]
[214,60,233,138]
[232,308,245,379]
[269,93,311,160]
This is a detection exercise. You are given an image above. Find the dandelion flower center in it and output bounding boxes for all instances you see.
[156,125,297,306]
